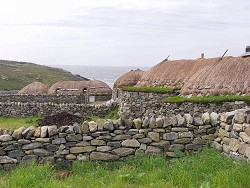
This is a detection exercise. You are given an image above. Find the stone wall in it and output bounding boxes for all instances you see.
[0,94,112,104]
[0,102,115,118]
[0,94,86,104]
[1,109,249,170]
[119,90,248,119]
[213,109,250,161]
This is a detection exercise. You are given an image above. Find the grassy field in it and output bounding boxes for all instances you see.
[121,86,181,94]
[0,116,40,130]
[0,60,84,90]
[0,148,249,188]
[164,95,250,104]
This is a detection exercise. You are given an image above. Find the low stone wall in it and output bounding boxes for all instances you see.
[1,109,249,170]
[0,94,86,104]
[119,90,248,119]
[213,109,250,161]
[0,102,115,118]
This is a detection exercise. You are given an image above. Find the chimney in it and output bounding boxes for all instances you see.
[246,46,250,52]
[201,53,204,58]
[242,46,250,57]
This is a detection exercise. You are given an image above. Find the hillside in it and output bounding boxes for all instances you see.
[0,60,88,90]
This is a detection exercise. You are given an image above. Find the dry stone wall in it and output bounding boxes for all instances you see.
[0,102,115,118]
[0,94,87,104]
[1,109,249,170]
[213,109,250,161]
[119,90,248,119]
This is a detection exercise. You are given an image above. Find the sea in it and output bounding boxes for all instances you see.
[55,65,149,87]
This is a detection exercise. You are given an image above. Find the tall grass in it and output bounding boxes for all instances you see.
[0,116,40,130]
[0,148,249,188]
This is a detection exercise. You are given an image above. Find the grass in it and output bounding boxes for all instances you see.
[105,107,119,120]
[0,148,249,188]
[0,60,82,90]
[164,95,250,104]
[121,86,181,94]
[0,116,41,130]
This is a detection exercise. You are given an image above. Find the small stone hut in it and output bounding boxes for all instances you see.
[181,56,250,95]
[17,82,49,95]
[136,57,214,88]
[114,69,145,88]
[48,80,112,102]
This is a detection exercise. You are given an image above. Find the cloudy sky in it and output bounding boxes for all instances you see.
[0,0,249,67]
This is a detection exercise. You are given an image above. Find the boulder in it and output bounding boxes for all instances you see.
[202,112,210,125]
[113,148,135,157]
[22,126,35,139]
[103,120,114,131]
[163,132,178,141]
[148,132,160,142]
[184,114,193,125]
[41,126,48,138]
[145,146,162,155]
[81,121,89,133]
[133,118,142,129]
[142,116,149,128]
[70,146,96,154]
[52,138,66,145]
[122,139,140,148]
[0,156,17,164]
[0,134,13,142]
[176,114,185,126]
[22,142,43,150]
[96,146,112,152]
[34,127,41,138]
[73,123,82,134]
[48,125,57,137]
[89,121,98,132]
[149,116,156,128]
[90,152,119,161]
[66,134,82,142]
[210,112,219,126]
[12,127,26,140]
[155,117,164,128]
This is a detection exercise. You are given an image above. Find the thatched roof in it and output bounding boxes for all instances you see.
[114,69,145,87]
[48,81,89,94]
[181,56,250,95]
[136,58,214,87]
[17,82,49,95]
[87,80,112,95]
[48,80,112,95]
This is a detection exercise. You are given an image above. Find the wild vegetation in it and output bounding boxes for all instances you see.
[121,86,181,94]
[0,60,84,90]
[0,148,249,188]
[0,116,40,130]
[164,95,250,104]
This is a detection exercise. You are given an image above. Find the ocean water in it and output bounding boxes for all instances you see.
[55,65,149,87]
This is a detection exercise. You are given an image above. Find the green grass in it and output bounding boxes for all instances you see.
[0,60,83,90]
[0,148,249,188]
[121,86,181,94]
[105,107,119,120]
[0,116,40,130]
[164,95,250,104]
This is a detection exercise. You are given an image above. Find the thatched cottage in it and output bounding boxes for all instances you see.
[17,82,49,95]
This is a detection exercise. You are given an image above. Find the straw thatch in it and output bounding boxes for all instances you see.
[136,58,215,87]
[87,80,112,95]
[48,81,89,94]
[17,82,49,95]
[114,69,145,87]
[48,80,112,95]
[181,56,250,95]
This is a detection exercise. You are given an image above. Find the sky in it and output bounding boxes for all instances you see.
[0,0,249,67]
